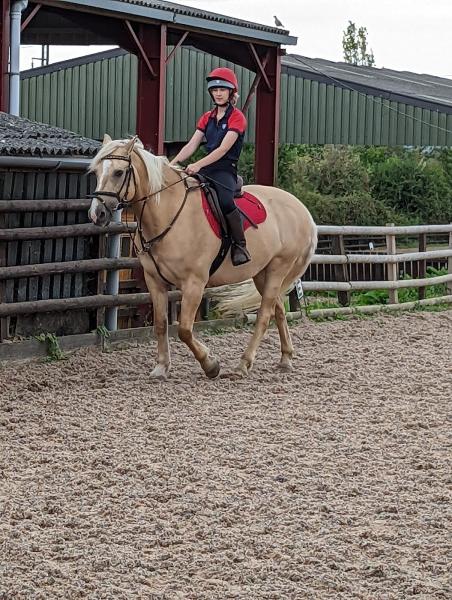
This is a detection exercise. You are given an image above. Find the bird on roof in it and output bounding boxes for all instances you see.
[274,15,284,28]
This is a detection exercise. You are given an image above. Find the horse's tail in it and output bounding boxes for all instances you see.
[209,280,261,318]
[210,219,317,318]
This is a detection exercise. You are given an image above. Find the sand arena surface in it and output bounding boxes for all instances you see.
[1,310,451,599]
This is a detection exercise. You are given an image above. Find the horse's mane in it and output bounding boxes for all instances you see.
[89,138,169,203]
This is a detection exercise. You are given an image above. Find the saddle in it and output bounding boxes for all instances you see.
[195,174,267,276]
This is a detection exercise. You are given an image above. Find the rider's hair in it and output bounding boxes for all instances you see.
[230,92,239,106]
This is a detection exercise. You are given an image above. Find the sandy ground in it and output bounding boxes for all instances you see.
[1,310,451,599]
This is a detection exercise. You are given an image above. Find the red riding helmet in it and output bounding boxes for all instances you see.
[206,67,238,92]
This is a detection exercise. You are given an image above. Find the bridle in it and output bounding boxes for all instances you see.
[87,153,142,218]
[88,149,201,287]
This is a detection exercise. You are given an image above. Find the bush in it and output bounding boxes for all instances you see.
[286,145,369,197]
[290,186,397,226]
[369,152,452,223]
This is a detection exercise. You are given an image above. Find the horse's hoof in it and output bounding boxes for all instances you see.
[204,357,220,379]
[278,359,293,371]
[150,364,170,380]
[234,362,249,378]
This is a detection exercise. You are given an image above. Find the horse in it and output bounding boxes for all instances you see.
[88,135,317,379]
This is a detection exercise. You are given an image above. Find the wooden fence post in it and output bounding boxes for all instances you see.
[386,223,398,304]
[418,232,427,300]
[332,234,350,306]
[448,224,452,295]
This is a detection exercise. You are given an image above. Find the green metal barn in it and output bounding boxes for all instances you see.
[20,47,452,147]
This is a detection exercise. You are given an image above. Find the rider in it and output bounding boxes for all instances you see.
[170,67,251,266]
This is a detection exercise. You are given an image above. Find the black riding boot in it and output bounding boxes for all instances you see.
[225,208,251,266]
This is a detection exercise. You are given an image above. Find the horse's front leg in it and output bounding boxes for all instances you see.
[144,274,171,379]
[178,278,220,379]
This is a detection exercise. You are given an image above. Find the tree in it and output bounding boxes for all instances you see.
[342,21,375,67]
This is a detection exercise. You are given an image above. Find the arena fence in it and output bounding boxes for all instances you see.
[0,195,451,343]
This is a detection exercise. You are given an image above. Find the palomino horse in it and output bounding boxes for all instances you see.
[88,135,317,379]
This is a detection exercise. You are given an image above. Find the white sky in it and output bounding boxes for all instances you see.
[20,0,452,79]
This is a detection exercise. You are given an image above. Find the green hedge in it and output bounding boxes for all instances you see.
[177,143,452,224]
[239,144,452,225]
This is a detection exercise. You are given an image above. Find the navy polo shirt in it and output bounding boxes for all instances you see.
[197,104,247,162]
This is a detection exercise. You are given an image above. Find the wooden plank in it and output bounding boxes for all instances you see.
[0,171,11,338]
[96,221,107,328]
[0,199,92,212]
[18,174,32,302]
[0,257,140,279]
[0,222,135,240]
[41,173,57,300]
[0,202,7,339]
[1,280,451,320]
[63,175,78,298]
[52,175,67,299]
[29,172,45,302]
[318,225,452,235]
[4,173,17,306]
[76,172,90,297]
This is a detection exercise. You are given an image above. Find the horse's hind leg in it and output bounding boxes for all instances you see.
[178,277,220,379]
[274,296,294,370]
[253,271,293,371]
[236,261,287,377]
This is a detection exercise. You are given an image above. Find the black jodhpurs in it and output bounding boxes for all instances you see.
[199,165,237,215]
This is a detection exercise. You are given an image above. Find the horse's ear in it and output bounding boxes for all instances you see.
[124,135,138,155]
[102,133,112,145]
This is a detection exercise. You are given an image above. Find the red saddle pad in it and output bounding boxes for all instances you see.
[201,190,267,239]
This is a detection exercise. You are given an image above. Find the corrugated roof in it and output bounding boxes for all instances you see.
[57,0,295,44]
[115,0,288,34]
[0,112,101,156]
[285,55,452,109]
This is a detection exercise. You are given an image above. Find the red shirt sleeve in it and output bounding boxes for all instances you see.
[196,111,211,132]
[228,109,247,134]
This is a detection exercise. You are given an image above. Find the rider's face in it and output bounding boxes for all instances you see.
[211,87,230,104]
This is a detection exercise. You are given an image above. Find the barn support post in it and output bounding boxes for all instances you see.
[0,0,10,112]
[135,23,167,154]
[254,46,281,185]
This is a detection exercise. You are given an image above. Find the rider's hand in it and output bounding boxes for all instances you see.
[185,163,201,175]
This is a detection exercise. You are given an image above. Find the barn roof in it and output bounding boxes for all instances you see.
[284,55,452,110]
[37,0,296,45]
[0,112,100,156]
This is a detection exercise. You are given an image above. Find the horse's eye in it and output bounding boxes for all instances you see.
[114,169,124,177]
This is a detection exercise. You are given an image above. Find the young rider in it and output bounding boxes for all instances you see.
[170,67,251,266]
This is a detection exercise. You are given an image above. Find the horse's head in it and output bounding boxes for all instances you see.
[88,134,140,226]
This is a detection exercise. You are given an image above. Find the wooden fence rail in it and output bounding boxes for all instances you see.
[0,222,135,241]
[1,209,451,325]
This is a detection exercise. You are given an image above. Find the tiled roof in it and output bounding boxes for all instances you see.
[0,112,101,156]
